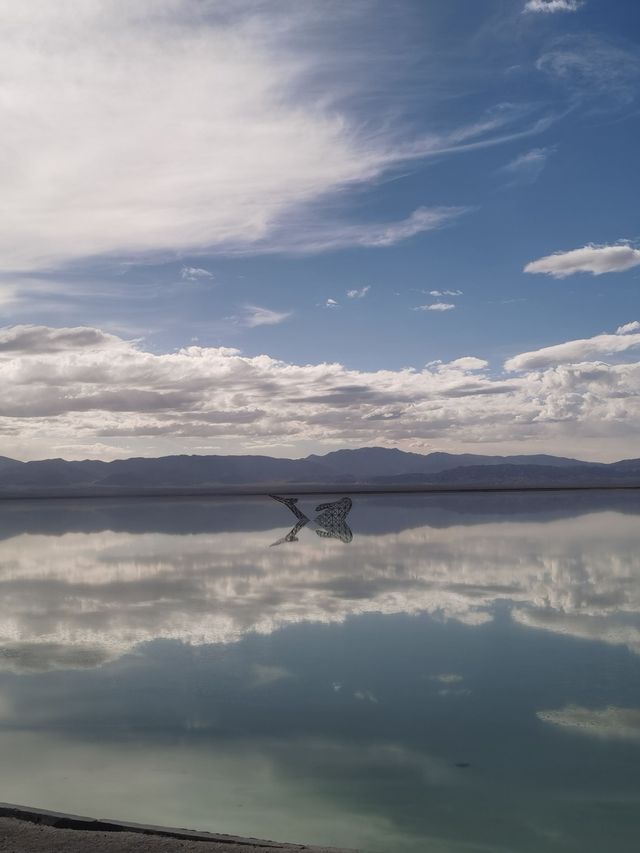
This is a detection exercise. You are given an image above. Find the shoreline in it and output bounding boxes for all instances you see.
[0,803,354,852]
[0,483,639,501]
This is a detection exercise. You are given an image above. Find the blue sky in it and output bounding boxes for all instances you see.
[1,0,640,461]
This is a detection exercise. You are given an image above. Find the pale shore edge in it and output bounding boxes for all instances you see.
[0,803,356,852]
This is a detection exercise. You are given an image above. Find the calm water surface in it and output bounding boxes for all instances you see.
[1,492,640,852]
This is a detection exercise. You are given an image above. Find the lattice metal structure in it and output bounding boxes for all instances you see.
[270,495,353,545]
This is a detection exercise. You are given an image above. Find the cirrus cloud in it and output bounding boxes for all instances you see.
[0,1,540,275]
[536,35,640,109]
[501,147,552,186]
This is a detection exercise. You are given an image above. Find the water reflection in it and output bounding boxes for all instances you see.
[0,492,639,851]
[271,495,353,545]
[1,493,640,671]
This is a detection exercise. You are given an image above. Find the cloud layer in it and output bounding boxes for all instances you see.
[2,323,640,460]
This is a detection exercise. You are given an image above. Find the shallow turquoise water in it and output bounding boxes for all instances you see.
[1,492,640,852]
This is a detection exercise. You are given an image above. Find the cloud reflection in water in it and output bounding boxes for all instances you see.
[0,493,640,851]
[0,495,639,671]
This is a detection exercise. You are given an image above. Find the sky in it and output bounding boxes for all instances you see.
[1,0,640,462]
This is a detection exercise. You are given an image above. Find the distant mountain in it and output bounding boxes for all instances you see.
[311,447,600,477]
[0,455,332,489]
[372,463,639,488]
[0,447,637,495]
[0,456,22,470]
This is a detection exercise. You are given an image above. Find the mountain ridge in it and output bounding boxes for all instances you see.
[0,446,638,494]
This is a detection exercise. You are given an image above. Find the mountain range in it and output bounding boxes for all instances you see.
[0,447,639,496]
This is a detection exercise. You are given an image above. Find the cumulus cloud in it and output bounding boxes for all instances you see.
[617,321,640,335]
[429,290,463,297]
[525,244,640,278]
[524,0,583,12]
[505,327,640,371]
[242,306,292,328]
[443,357,488,371]
[347,286,370,299]
[325,298,340,309]
[3,323,640,460]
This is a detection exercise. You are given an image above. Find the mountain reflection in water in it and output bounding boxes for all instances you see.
[0,491,639,852]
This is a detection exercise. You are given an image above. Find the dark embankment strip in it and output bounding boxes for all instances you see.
[0,803,353,851]
[0,482,639,501]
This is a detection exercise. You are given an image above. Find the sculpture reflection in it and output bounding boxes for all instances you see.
[270,495,353,545]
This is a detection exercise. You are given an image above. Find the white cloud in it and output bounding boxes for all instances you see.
[414,303,456,312]
[180,267,214,281]
[242,305,292,328]
[525,244,640,278]
[505,328,640,371]
[617,321,640,335]
[429,290,463,297]
[4,322,640,461]
[0,2,543,274]
[347,286,370,299]
[524,0,583,12]
[325,298,340,309]
[443,357,488,371]
[501,147,551,185]
[0,1,416,271]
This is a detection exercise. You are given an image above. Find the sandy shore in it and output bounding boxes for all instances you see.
[0,805,354,853]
